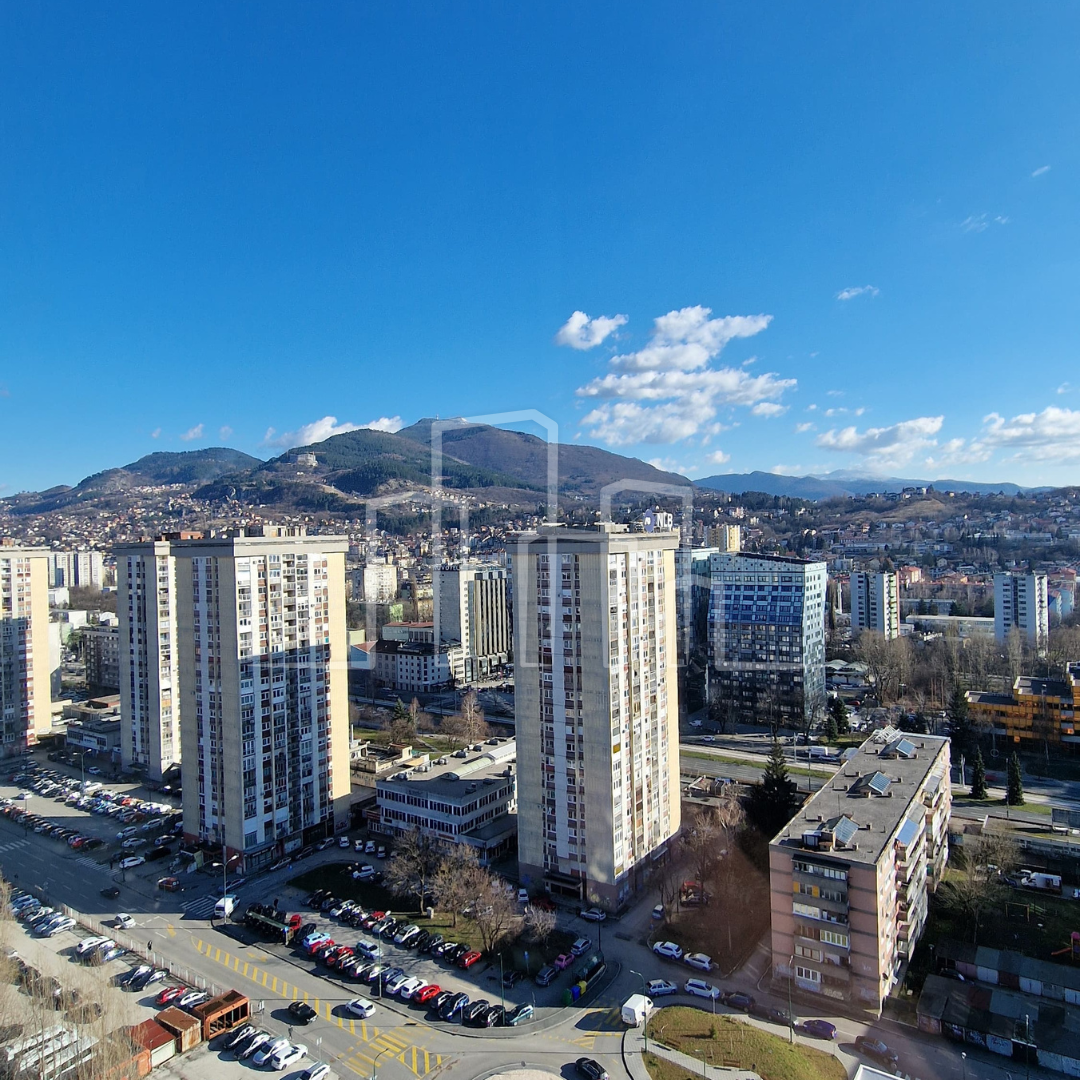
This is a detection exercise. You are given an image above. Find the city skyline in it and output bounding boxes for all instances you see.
[3,5,1080,493]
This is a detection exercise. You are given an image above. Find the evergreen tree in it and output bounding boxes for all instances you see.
[829,696,850,735]
[1007,752,1025,806]
[747,739,801,838]
[825,714,839,743]
[970,747,988,799]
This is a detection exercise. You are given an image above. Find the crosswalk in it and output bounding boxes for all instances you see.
[183,895,219,919]
[0,839,29,855]
[192,937,444,1078]
[74,854,106,871]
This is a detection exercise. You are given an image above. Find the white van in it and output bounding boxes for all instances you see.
[621,994,654,1027]
[214,895,238,919]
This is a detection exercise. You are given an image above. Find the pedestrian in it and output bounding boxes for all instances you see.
[147,941,153,954]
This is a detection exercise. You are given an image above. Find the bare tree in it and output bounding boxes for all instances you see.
[939,832,1019,944]
[523,904,556,946]
[683,807,722,891]
[384,827,441,912]
[432,844,488,927]
[471,875,520,953]
[458,690,490,744]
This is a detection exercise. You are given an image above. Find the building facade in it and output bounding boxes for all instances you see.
[708,551,828,721]
[850,571,900,639]
[172,527,351,868]
[0,547,51,753]
[514,524,681,911]
[674,546,718,663]
[433,563,511,684]
[994,571,1049,650]
[705,524,741,552]
[118,540,182,780]
[769,731,951,1015]
[83,624,121,694]
[49,550,105,590]
[966,664,1080,748]
[374,738,517,863]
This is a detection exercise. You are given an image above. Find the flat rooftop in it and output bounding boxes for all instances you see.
[377,738,516,800]
[772,729,950,865]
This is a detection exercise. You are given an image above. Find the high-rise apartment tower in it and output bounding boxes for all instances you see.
[0,547,51,752]
[433,563,511,684]
[514,524,680,911]
[994,571,1048,650]
[850,571,900,639]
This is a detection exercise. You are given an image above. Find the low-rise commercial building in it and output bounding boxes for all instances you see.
[769,729,951,1015]
[374,622,463,692]
[373,737,517,863]
[966,663,1080,749]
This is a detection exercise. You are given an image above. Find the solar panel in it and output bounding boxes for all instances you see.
[832,816,859,845]
[896,738,917,758]
[867,771,892,795]
[896,817,920,848]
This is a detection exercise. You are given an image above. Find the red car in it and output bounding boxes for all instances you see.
[310,939,337,959]
[457,950,482,970]
[155,986,186,1006]
[326,947,354,968]
[553,953,573,971]
[413,984,441,1004]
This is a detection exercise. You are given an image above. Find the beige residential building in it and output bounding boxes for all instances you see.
[514,524,681,911]
[172,527,350,869]
[118,539,183,779]
[769,730,951,1015]
[850,570,900,639]
[0,546,51,752]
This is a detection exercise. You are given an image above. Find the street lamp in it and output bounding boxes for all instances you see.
[371,1045,396,1080]
[961,1051,967,1080]
[630,969,648,1057]
[210,853,242,903]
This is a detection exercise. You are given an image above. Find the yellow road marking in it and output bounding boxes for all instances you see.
[349,1018,355,1036]
[271,977,278,993]
[166,924,176,938]
[242,962,249,978]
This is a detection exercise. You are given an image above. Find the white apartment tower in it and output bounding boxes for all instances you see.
[0,547,51,752]
[173,527,350,868]
[433,563,511,684]
[118,540,181,779]
[994,571,1049,650]
[514,524,680,911]
[850,571,900,639]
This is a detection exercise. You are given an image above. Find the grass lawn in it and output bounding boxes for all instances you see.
[646,1008,845,1080]
[642,1052,695,1080]
[679,749,833,779]
[953,795,1052,817]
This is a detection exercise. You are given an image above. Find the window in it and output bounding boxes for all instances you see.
[795,966,821,984]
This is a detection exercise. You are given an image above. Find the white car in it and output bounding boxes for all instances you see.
[76,936,109,956]
[354,839,365,852]
[346,997,376,1019]
[684,952,713,972]
[270,1043,307,1070]
[114,913,135,929]
[253,1037,291,1067]
[393,924,420,945]
[685,978,720,999]
[119,856,145,869]
[45,916,76,936]
[338,837,350,849]
[580,907,606,922]
[397,977,425,1000]
[383,972,409,996]
[647,979,678,997]
[240,1031,271,1059]
[652,941,683,960]
[302,1065,331,1080]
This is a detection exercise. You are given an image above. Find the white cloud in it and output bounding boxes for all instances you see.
[836,285,880,301]
[219,425,233,441]
[824,406,866,418]
[576,305,790,445]
[751,402,788,418]
[150,428,161,439]
[826,389,844,397]
[1031,165,1051,178]
[816,415,944,469]
[961,213,1009,233]
[646,457,695,476]
[555,310,628,350]
[705,450,731,466]
[180,423,204,442]
[1058,382,1071,395]
[794,422,815,434]
[264,414,404,449]
[974,406,1080,463]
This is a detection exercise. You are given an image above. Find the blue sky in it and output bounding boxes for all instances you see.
[2,3,1079,493]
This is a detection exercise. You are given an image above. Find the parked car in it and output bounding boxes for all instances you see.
[749,1003,789,1025]
[302,1065,331,1080]
[114,913,135,929]
[439,992,469,1021]
[646,979,677,997]
[854,1036,899,1069]
[224,1023,256,1050]
[651,904,664,920]
[652,941,682,960]
[156,986,187,1007]
[458,950,482,969]
[339,837,350,849]
[580,907,606,922]
[119,856,145,869]
[397,977,426,1000]
[552,953,573,971]
[271,1043,308,1072]
[253,1036,291,1067]
[720,991,755,1012]
[570,938,591,957]
[684,978,720,1000]
[535,965,557,986]
[505,1003,534,1026]
[463,999,491,1025]
[239,1031,271,1059]
[414,984,441,1005]
[684,952,713,972]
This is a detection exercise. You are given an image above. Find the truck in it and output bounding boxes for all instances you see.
[621,994,654,1027]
